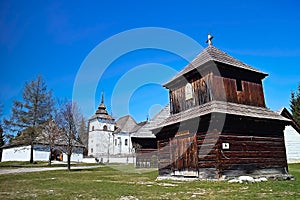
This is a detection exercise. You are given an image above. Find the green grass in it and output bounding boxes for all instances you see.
[0,163,300,199]
[0,161,100,169]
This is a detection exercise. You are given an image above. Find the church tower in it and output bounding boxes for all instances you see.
[154,35,291,179]
[88,92,115,159]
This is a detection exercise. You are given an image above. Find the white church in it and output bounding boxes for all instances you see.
[87,93,144,162]
[88,93,116,159]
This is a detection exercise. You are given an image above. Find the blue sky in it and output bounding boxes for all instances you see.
[0,0,300,122]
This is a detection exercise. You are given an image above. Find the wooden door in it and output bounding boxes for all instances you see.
[170,134,198,172]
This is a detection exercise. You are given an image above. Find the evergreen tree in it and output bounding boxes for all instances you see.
[0,125,3,162]
[4,75,54,163]
[290,84,300,125]
[0,103,4,162]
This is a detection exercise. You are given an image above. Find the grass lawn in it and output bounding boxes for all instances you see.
[0,163,299,199]
[0,161,100,169]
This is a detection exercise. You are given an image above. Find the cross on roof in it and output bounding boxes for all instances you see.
[206,33,214,46]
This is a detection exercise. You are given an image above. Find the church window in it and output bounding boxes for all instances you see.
[236,79,243,91]
[115,139,117,146]
[125,139,128,146]
[91,148,93,153]
[92,126,94,131]
[103,125,107,131]
[118,137,121,145]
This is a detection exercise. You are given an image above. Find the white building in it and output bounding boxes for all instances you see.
[284,125,300,163]
[88,93,116,159]
[1,120,84,163]
[1,143,83,162]
[113,115,144,155]
[278,108,300,163]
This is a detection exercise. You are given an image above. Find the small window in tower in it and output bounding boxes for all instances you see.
[103,125,107,131]
[115,139,117,146]
[92,126,94,131]
[185,83,193,100]
[236,79,243,92]
[125,139,128,146]
[91,148,93,153]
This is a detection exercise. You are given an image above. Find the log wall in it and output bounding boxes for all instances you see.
[170,74,265,114]
[157,116,288,178]
[158,138,172,175]
[217,134,288,176]
[135,148,157,168]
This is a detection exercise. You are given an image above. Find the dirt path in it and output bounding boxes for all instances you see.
[0,165,102,175]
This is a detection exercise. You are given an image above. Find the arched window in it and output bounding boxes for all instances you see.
[185,83,193,100]
[103,125,108,131]
[92,126,94,131]
[125,139,128,146]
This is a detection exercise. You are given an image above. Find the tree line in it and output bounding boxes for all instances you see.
[0,75,88,170]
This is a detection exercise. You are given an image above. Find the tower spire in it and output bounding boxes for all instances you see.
[95,91,108,115]
[101,91,104,104]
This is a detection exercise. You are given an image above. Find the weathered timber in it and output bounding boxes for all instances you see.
[155,45,291,179]
[219,151,286,158]
[135,148,157,168]
[169,74,265,114]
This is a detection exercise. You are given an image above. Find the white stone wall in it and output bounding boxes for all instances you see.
[62,148,83,163]
[2,145,83,162]
[88,118,115,157]
[82,156,136,164]
[88,130,114,157]
[88,118,135,157]
[284,125,300,163]
[112,133,132,155]
[2,145,37,161]
[89,119,115,132]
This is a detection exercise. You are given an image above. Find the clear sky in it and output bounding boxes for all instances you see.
[1,0,300,123]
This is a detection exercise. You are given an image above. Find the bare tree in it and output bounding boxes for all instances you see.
[41,118,61,165]
[56,101,81,170]
[4,75,54,163]
[77,116,88,156]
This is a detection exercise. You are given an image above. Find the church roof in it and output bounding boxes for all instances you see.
[89,92,114,121]
[165,45,268,87]
[114,115,141,134]
[132,105,170,138]
[154,101,290,130]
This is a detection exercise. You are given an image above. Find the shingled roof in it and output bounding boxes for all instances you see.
[154,101,290,130]
[89,92,114,121]
[132,105,170,138]
[114,115,141,134]
[165,45,268,87]
[277,107,300,134]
